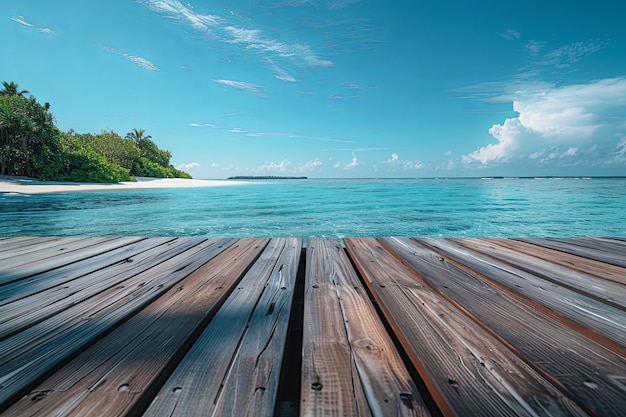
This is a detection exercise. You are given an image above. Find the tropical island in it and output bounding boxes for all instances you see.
[0,81,191,183]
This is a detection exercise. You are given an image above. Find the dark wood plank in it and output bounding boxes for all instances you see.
[3,238,269,417]
[0,237,145,285]
[300,238,429,417]
[450,238,626,310]
[0,238,237,412]
[144,238,302,417]
[344,238,589,417]
[571,237,626,256]
[417,238,626,355]
[380,237,626,417]
[481,238,626,286]
[516,238,626,268]
[0,237,196,340]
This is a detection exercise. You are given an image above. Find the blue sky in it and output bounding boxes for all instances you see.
[2,0,626,178]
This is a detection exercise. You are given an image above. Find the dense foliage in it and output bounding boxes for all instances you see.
[0,81,191,182]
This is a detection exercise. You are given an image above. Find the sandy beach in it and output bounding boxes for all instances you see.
[0,175,247,194]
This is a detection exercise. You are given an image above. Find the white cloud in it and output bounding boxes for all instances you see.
[212,79,268,98]
[137,0,222,32]
[9,15,55,33]
[253,158,321,173]
[344,153,359,169]
[101,46,159,71]
[383,153,399,164]
[498,29,520,40]
[462,78,626,168]
[177,162,200,170]
[443,150,452,156]
[329,95,343,100]
[189,122,218,127]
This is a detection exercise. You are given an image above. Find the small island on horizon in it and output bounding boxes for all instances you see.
[227,176,308,180]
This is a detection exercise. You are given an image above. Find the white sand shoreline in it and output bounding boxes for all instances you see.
[0,175,248,195]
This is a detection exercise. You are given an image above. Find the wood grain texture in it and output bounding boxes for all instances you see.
[417,238,626,355]
[144,238,301,417]
[483,238,626,285]
[3,238,268,417]
[0,237,144,285]
[516,238,626,268]
[301,238,429,417]
[344,238,589,417]
[450,238,626,310]
[379,237,626,417]
[0,238,237,413]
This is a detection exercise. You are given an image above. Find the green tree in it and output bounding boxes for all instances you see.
[125,128,151,149]
[0,94,59,177]
[1,81,29,97]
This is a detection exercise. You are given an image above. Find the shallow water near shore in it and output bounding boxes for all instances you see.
[2,178,625,238]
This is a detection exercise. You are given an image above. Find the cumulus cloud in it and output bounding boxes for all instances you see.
[101,46,159,71]
[462,78,626,168]
[254,158,322,173]
[383,153,399,164]
[344,153,359,169]
[177,162,200,169]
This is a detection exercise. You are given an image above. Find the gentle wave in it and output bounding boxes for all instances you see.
[1,178,625,238]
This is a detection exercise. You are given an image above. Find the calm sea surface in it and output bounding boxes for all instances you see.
[1,178,625,238]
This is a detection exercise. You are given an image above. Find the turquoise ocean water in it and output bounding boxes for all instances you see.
[1,178,625,238]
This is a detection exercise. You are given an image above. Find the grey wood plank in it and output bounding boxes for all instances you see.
[2,237,119,267]
[0,237,145,285]
[417,238,626,355]
[0,237,197,340]
[345,238,589,417]
[380,237,626,417]
[2,239,269,417]
[481,238,626,286]
[144,238,301,417]
[0,237,70,261]
[572,237,626,256]
[451,238,626,310]
[300,238,429,417]
[0,238,237,413]
[516,238,626,268]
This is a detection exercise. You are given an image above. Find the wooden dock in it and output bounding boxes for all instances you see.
[0,236,624,417]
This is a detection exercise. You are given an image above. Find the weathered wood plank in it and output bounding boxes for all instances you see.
[571,237,626,256]
[344,238,589,417]
[417,238,626,355]
[450,238,626,310]
[0,238,237,412]
[0,237,70,261]
[380,237,626,417]
[516,238,626,268]
[144,238,301,417]
[301,238,429,417]
[3,238,269,417]
[481,238,626,286]
[0,237,195,340]
[2,237,121,267]
[0,236,145,285]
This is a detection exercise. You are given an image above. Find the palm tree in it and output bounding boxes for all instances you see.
[125,128,151,150]
[1,81,29,97]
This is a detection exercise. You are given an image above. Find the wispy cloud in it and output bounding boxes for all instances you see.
[498,29,520,41]
[136,0,222,32]
[265,58,298,82]
[189,120,355,143]
[212,79,269,98]
[101,46,159,71]
[138,0,334,72]
[9,16,55,33]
